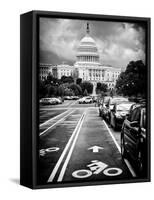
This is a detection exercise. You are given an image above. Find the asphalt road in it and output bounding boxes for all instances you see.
[38,100,136,185]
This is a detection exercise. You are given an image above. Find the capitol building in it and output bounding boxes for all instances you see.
[40,23,121,90]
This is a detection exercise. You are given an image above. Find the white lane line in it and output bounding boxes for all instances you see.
[69,101,77,106]
[103,120,136,178]
[39,110,75,136]
[103,120,121,152]
[47,112,86,182]
[57,112,86,182]
[40,110,69,127]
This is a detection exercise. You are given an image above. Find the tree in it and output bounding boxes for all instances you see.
[39,80,47,98]
[61,76,74,84]
[110,89,114,98]
[83,89,88,96]
[69,83,82,96]
[81,81,93,94]
[47,85,57,97]
[116,60,146,97]
[44,73,59,85]
[57,85,65,96]
[44,73,53,84]
[76,78,82,85]
[64,88,74,96]
[96,82,108,93]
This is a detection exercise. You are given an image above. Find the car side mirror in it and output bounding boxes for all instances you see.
[130,121,139,127]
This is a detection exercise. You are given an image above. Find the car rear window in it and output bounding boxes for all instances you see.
[110,98,128,105]
[117,104,132,111]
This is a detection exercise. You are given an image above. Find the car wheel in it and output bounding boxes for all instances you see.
[121,134,126,158]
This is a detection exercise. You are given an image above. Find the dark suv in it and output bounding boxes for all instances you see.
[121,103,147,176]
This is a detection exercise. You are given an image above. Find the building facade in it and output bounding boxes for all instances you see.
[39,63,52,80]
[40,23,121,89]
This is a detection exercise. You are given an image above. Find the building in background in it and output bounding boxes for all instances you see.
[39,63,52,80]
[40,23,121,89]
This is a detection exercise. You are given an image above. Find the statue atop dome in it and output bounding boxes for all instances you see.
[87,22,90,34]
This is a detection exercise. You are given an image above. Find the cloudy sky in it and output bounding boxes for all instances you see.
[39,17,145,69]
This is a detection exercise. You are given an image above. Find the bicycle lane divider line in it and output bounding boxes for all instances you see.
[103,119,136,178]
[39,110,75,136]
[103,120,121,152]
[40,110,69,127]
[57,112,86,182]
[47,112,86,183]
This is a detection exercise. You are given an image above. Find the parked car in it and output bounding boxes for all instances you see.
[51,97,62,104]
[110,102,134,130]
[72,96,79,100]
[78,96,93,104]
[64,96,72,100]
[105,97,129,123]
[121,103,147,176]
[39,98,57,105]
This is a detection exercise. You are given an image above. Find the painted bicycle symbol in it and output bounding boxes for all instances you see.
[72,160,123,178]
[40,147,60,156]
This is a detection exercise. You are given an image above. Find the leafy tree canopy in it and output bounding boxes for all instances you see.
[96,82,108,93]
[115,60,146,97]
[61,76,74,84]
[80,81,93,94]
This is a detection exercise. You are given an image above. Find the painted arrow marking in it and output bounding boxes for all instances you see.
[88,146,104,153]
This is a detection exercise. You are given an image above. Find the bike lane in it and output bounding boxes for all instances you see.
[56,108,133,183]
[38,109,86,185]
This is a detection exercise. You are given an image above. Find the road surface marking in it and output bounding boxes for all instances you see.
[45,147,60,152]
[40,110,75,136]
[103,120,136,178]
[40,110,69,127]
[103,168,122,176]
[47,112,86,182]
[72,160,123,178]
[39,149,46,156]
[69,100,77,106]
[87,160,108,174]
[88,146,104,153]
[72,170,92,178]
[57,112,86,182]
[103,120,121,152]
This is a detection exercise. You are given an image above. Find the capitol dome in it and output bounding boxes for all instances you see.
[76,23,100,65]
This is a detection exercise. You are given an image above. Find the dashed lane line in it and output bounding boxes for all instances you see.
[39,110,75,136]
[47,112,86,183]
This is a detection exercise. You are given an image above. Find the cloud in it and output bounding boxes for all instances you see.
[40,18,145,68]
